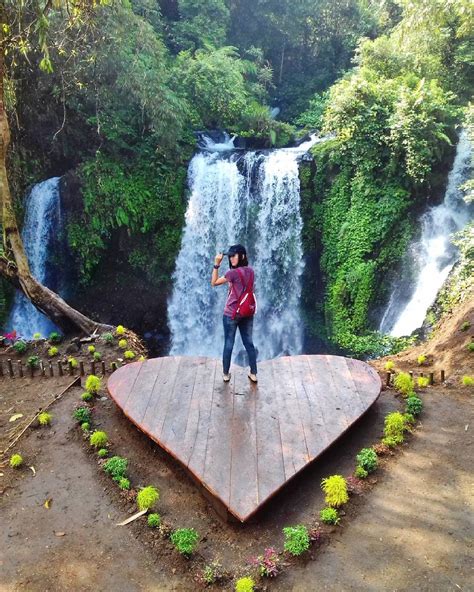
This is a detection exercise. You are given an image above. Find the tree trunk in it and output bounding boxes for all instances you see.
[0,44,112,335]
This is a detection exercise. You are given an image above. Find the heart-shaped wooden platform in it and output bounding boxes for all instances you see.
[107,355,381,522]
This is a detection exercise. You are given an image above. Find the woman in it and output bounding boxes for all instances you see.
[211,244,258,383]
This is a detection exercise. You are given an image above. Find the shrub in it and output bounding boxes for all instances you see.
[90,431,108,448]
[417,354,427,365]
[137,485,159,511]
[383,411,406,444]
[403,413,416,426]
[102,332,114,343]
[116,325,126,335]
[252,547,281,577]
[48,331,62,343]
[38,412,52,426]
[81,422,90,431]
[68,357,78,368]
[460,321,471,331]
[393,372,415,396]
[48,346,59,357]
[321,475,349,507]
[118,339,128,349]
[85,375,101,394]
[170,528,199,556]
[201,559,224,585]
[382,435,400,448]
[13,340,27,353]
[27,355,40,368]
[10,453,23,468]
[73,407,91,424]
[356,448,378,473]
[93,351,102,361]
[417,376,429,388]
[33,332,42,340]
[235,577,255,592]
[88,345,96,354]
[406,395,423,416]
[384,360,395,371]
[103,456,128,481]
[147,513,161,528]
[81,391,93,402]
[124,350,135,360]
[468,342,474,352]
[320,507,340,525]
[118,477,130,490]
[462,375,474,386]
[98,448,108,458]
[282,524,310,556]
[354,465,368,479]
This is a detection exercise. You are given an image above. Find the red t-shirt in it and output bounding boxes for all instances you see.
[224,266,255,318]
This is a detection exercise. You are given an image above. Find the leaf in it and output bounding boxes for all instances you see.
[9,413,23,422]
[44,498,53,509]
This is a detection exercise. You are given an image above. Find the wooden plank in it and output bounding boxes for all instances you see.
[324,355,363,421]
[346,358,381,404]
[107,362,142,408]
[335,357,369,416]
[124,358,163,424]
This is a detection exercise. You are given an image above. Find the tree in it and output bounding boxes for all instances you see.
[0,0,112,333]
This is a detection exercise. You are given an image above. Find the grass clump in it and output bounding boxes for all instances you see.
[48,331,62,344]
[73,406,91,424]
[462,375,474,386]
[68,357,78,368]
[320,507,340,525]
[48,346,59,357]
[354,465,368,479]
[235,577,255,592]
[118,339,128,349]
[417,354,427,365]
[124,350,135,360]
[384,360,395,371]
[10,453,23,468]
[170,528,199,556]
[382,411,407,445]
[98,448,108,458]
[201,559,224,585]
[282,524,310,556]
[81,391,93,402]
[90,430,108,448]
[393,372,415,396]
[356,448,378,473]
[81,422,90,431]
[321,475,349,507]
[93,351,102,361]
[118,477,131,490]
[116,325,126,335]
[468,342,474,352]
[38,412,52,426]
[137,485,159,511]
[406,395,423,416]
[88,345,96,354]
[85,375,101,394]
[460,321,471,331]
[27,355,40,368]
[148,513,161,528]
[13,340,27,353]
[102,332,114,343]
[417,376,429,388]
[103,456,128,481]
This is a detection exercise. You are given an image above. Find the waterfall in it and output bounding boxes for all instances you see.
[379,130,473,337]
[168,135,322,361]
[7,177,64,339]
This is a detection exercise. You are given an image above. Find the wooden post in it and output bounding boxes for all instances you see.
[80,361,85,376]
[0,360,3,377]
[111,362,117,373]
[386,372,391,387]
[441,369,445,382]
[49,361,54,377]
[409,371,413,379]
[29,363,34,378]
[101,361,106,376]
[420,372,424,378]
[68,361,74,376]
[40,361,46,377]
[58,361,63,376]
[7,359,14,377]
[18,360,23,377]
[91,361,96,376]
[429,372,434,385]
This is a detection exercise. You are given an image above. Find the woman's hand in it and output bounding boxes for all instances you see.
[215,253,224,265]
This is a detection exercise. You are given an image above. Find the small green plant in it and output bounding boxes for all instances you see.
[147,513,161,528]
[321,475,349,507]
[124,350,135,359]
[90,430,108,448]
[235,577,255,592]
[462,375,474,386]
[403,413,416,426]
[170,528,199,556]
[137,485,160,511]
[417,376,429,388]
[102,332,114,343]
[201,559,224,585]
[118,338,128,349]
[393,372,415,396]
[252,547,281,577]
[468,342,474,352]
[406,395,423,416]
[384,360,395,371]
[85,374,101,394]
[27,355,40,368]
[88,345,96,354]
[354,465,368,479]
[103,456,128,481]
[73,406,91,424]
[48,346,59,357]
[417,354,427,365]
[38,412,52,426]
[93,351,102,361]
[81,422,90,431]
[68,357,78,368]
[356,448,378,473]
[118,477,130,490]
[116,325,126,335]
[81,391,93,402]
[382,435,400,448]
[282,524,310,556]
[383,411,407,444]
[48,331,62,344]
[138,355,146,362]
[10,453,23,468]
[13,340,27,353]
[460,321,471,331]
[98,448,108,458]
[320,507,340,525]
[33,332,42,340]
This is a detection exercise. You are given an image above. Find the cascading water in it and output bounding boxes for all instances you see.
[168,134,323,361]
[379,130,473,337]
[7,177,65,338]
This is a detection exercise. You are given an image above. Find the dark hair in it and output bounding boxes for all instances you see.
[227,244,248,268]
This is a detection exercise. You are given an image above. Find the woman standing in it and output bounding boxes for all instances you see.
[211,244,258,383]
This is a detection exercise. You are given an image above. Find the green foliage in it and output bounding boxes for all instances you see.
[403,413,416,426]
[282,525,310,556]
[98,448,108,458]
[383,411,407,444]
[118,339,128,349]
[417,354,427,365]
[116,325,126,335]
[235,577,255,592]
[173,0,229,51]
[202,559,224,585]
[93,351,102,361]
[468,342,474,352]
[27,355,40,369]
[48,346,59,357]
[382,435,400,448]
[417,376,429,388]
[354,465,368,479]
[81,422,90,431]
[147,513,161,528]
[13,340,27,354]
[356,448,378,473]
[88,345,96,354]
[118,477,130,490]
[170,528,199,556]
[295,92,329,130]
[124,350,135,359]
[10,453,23,468]
[38,412,52,426]
[33,332,42,340]
[321,475,349,507]
[85,375,101,394]
[68,357,78,369]
[393,372,415,396]
[385,360,395,371]
[103,456,128,481]
[460,321,471,331]
[81,391,93,402]
[102,332,114,343]
[319,507,340,525]
[462,375,474,387]
[90,431,108,448]
[137,486,160,511]
[406,395,423,416]
[48,332,62,344]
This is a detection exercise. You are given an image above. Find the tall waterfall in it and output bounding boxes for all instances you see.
[379,130,473,337]
[168,135,322,361]
[7,177,64,339]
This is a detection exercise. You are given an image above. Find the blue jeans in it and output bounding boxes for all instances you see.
[223,315,257,375]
